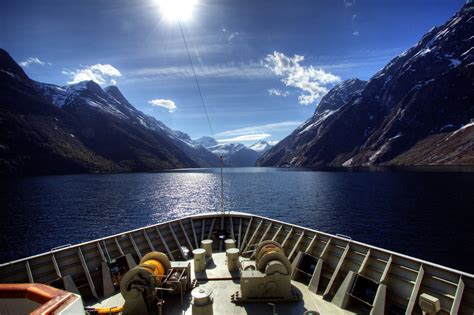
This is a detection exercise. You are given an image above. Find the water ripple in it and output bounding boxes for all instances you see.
[0,168,473,273]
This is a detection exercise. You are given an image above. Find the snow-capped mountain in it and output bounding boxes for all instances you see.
[0,48,219,175]
[193,137,262,166]
[208,143,260,167]
[36,81,133,119]
[249,141,273,153]
[209,143,246,156]
[37,81,197,147]
[258,3,474,167]
[37,80,220,168]
[195,136,218,148]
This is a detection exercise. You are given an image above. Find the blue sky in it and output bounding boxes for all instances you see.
[0,0,465,145]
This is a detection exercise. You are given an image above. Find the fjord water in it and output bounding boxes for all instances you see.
[0,168,473,273]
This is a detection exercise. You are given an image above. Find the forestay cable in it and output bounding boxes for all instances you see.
[177,18,215,137]
[177,18,227,216]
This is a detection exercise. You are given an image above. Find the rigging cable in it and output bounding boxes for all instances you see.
[177,18,226,216]
[177,18,215,137]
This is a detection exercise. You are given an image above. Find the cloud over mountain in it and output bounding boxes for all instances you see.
[148,99,177,113]
[216,121,301,137]
[215,121,301,144]
[263,51,341,105]
[63,64,121,85]
[217,133,271,143]
[19,57,47,67]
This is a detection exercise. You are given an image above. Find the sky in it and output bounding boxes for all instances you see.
[0,0,466,145]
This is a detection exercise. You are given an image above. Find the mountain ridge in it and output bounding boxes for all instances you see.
[257,3,474,167]
[249,140,273,153]
[208,143,261,167]
[0,49,220,175]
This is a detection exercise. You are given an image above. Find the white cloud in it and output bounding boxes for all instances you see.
[268,140,280,145]
[263,51,340,105]
[129,62,271,80]
[227,32,239,42]
[148,99,177,113]
[216,121,302,137]
[20,57,46,67]
[351,14,359,37]
[215,121,300,145]
[217,133,271,143]
[344,0,355,8]
[64,64,122,85]
[268,88,289,97]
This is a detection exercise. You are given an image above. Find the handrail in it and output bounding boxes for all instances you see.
[336,233,352,240]
[50,244,72,252]
[1,212,473,278]
[0,283,79,315]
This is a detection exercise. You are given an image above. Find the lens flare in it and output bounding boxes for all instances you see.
[156,0,197,22]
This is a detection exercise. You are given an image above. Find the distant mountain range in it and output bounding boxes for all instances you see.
[258,3,474,167]
[0,49,223,175]
[195,137,272,166]
[0,53,272,175]
[207,143,260,167]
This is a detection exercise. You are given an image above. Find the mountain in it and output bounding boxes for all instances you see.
[102,86,220,167]
[249,141,273,154]
[194,136,263,166]
[208,143,260,167]
[257,78,367,166]
[0,49,218,175]
[315,78,366,114]
[258,3,474,167]
[195,136,218,148]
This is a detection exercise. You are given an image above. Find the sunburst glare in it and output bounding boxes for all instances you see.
[156,0,198,22]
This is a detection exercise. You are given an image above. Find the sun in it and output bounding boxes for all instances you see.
[156,0,198,22]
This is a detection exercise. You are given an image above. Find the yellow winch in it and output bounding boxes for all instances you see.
[120,252,171,314]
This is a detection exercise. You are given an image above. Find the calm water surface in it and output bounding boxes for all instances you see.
[1,167,473,273]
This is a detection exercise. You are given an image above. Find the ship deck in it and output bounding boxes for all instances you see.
[91,251,353,314]
[1,212,473,314]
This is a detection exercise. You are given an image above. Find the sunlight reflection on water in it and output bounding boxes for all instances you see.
[1,168,473,272]
[149,172,221,222]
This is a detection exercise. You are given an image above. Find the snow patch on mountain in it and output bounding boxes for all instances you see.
[342,157,353,167]
[298,110,337,135]
[0,70,16,78]
[209,143,246,156]
[446,120,474,140]
[249,141,272,153]
[369,143,389,163]
[35,81,102,108]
